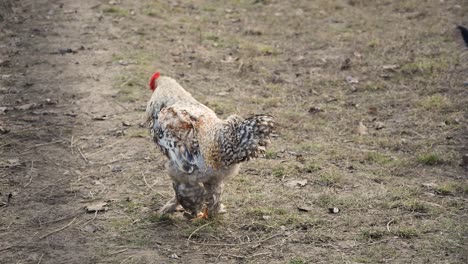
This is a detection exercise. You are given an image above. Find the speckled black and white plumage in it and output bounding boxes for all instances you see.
[146,76,275,218]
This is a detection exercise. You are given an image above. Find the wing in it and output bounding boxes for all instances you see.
[151,106,201,174]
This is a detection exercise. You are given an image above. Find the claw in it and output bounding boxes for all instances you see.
[193,206,209,220]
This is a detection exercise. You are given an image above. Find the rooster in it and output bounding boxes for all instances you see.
[146,72,275,218]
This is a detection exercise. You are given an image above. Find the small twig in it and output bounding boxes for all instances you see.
[188,232,283,246]
[367,237,394,246]
[24,161,34,188]
[86,141,122,158]
[111,248,128,255]
[78,147,88,163]
[113,100,129,111]
[21,140,63,153]
[39,210,83,226]
[70,135,74,155]
[119,255,134,264]
[386,219,394,232]
[407,130,426,139]
[37,253,44,264]
[0,142,12,149]
[187,222,211,241]
[120,78,132,87]
[3,222,13,231]
[80,211,98,227]
[143,173,166,198]
[200,251,271,259]
[354,237,395,249]
[0,245,13,252]
[142,174,156,192]
[39,217,77,240]
[224,253,245,259]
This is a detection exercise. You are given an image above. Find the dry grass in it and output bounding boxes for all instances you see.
[105,0,467,262]
[1,0,466,263]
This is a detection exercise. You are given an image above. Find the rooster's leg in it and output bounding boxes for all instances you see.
[194,206,209,220]
[174,182,205,217]
[204,180,225,217]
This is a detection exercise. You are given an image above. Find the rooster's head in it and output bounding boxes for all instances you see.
[149,71,161,92]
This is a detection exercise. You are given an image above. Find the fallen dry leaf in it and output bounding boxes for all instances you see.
[85,202,108,213]
[345,76,359,84]
[382,64,400,71]
[422,182,437,189]
[356,121,368,136]
[262,215,271,220]
[285,179,308,188]
[375,122,385,130]
[14,103,38,111]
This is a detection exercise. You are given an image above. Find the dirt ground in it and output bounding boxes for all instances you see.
[0,0,467,263]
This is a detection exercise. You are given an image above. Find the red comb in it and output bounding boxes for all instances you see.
[149,71,160,91]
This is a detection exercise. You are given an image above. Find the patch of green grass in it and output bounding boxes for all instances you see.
[102,6,129,16]
[246,206,287,217]
[433,182,468,196]
[109,218,133,231]
[204,33,219,42]
[240,41,280,57]
[389,186,423,200]
[204,101,233,115]
[353,244,399,263]
[122,199,143,214]
[117,86,140,102]
[391,199,431,213]
[122,229,153,247]
[303,163,321,173]
[419,94,451,110]
[272,166,286,178]
[367,39,379,48]
[289,257,305,264]
[361,228,386,240]
[126,128,148,138]
[401,58,450,76]
[392,227,419,239]
[265,149,277,159]
[434,183,456,195]
[318,172,343,187]
[144,10,158,17]
[302,232,335,244]
[181,219,222,238]
[257,44,279,56]
[315,193,342,208]
[364,152,394,165]
[417,152,445,165]
[148,213,172,223]
[363,80,387,91]
[111,53,125,61]
[298,142,323,153]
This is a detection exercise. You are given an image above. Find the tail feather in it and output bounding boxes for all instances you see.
[219,115,275,166]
